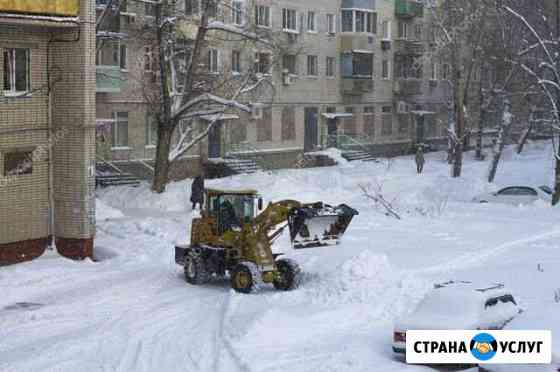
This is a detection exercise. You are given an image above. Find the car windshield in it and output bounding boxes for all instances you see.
[539,186,552,195]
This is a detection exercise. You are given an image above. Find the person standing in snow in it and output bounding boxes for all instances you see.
[415,145,425,174]
[190,173,205,210]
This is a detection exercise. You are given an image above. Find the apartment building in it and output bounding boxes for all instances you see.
[0,0,96,265]
[96,0,452,178]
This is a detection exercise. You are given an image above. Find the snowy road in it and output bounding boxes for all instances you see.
[1,144,559,372]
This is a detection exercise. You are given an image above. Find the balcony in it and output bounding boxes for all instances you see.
[394,39,425,56]
[341,78,374,96]
[395,0,424,18]
[0,0,79,16]
[96,65,123,93]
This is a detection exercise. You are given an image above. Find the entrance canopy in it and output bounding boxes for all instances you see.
[409,110,436,116]
[321,113,353,120]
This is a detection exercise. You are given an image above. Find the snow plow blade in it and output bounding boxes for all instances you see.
[288,203,358,249]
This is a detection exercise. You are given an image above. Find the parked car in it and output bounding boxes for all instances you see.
[392,281,521,355]
[472,185,552,205]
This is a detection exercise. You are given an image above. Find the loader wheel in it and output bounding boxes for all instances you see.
[273,259,301,291]
[231,262,259,294]
[184,249,210,285]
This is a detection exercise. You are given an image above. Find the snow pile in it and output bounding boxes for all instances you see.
[312,148,351,166]
[95,198,124,220]
[97,181,189,212]
[298,251,431,321]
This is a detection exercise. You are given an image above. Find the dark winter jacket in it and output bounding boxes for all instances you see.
[190,176,205,204]
[415,149,425,165]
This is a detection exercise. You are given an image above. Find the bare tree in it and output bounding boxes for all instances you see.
[503,1,560,205]
[427,0,494,177]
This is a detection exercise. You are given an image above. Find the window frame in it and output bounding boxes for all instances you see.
[4,150,34,177]
[208,48,220,74]
[3,48,31,96]
[340,9,377,34]
[145,114,158,147]
[231,50,241,74]
[254,51,272,75]
[111,112,129,149]
[232,0,243,25]
[283,54,298,76]
[326,13,336,34]
[326,56,335,78]
[382,59,391,80]
[307,55,318,77]
[255,5,271,28]
[307,11,317,33]
[282,8,298,33]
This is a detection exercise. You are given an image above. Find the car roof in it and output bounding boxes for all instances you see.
[433,281,511,300]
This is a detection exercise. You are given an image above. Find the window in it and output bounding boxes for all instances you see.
[431,61,439,80]
[257,107,272,142]
[208,49,219,73]
[283,54,297,75]
[144,46,154,72]
[307,11,316,32]
[307,55,318,76]
[282,8,297,32]
[353,53,373,77]
[382,112,393,136]
[3,48,30,94]
[185,0,199,15]
[341,52,373,78]
[255,5,270,27]
[146,114,157,146]
[341,10,376,33]
[363,107,375,137]
[232,1,243,25]
[201,0,217,17]
[326,57,335,77]
[398,21,409,39]
[282,106,296,141]
[254,52,271,74]
[112,112,129,147]
[341,10,353,32]
[415,24,423,41]
[120,44,127,70]
[4,151,33,177]
[382,20,391,40]
[382,59,390,79]
[231,50,241,73]
[327,14,336,34]
[145,2,156,17]
[442,63,451,80]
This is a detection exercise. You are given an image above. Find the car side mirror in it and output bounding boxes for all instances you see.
[258,198,263,211]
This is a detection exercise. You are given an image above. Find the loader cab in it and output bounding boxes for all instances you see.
[205,188,260,234]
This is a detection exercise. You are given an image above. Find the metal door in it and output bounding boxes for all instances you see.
[304,108,319,152]
[208,121,222,158]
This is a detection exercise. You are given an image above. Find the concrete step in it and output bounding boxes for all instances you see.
[224,157,262,174]
[342,150,378,162]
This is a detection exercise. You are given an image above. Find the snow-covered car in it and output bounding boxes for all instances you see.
[472,185,552,205]
[392,281,520,355]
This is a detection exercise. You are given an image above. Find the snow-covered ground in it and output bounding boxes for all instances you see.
[1,142,559,372]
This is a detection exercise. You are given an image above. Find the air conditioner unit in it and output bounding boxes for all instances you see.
[397,101,409,114]
[252,104,264,120]
[282,69,292,86]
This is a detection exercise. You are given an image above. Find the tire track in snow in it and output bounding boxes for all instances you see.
[409,229,560,276]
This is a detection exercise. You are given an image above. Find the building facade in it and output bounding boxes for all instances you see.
[96,0,452,178]
[0,0,96,265]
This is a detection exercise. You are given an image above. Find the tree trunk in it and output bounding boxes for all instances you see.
[553,151,560,205]
[152,124,174,193]
[517,107,535,154]
[488,102,512,183]
[475,81,484,160]
[452,102,464,178]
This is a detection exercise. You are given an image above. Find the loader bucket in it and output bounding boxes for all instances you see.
[288,203,358,249]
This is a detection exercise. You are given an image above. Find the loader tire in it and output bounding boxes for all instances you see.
[273,258,301,291]
[184,249,210,285]
[231,262,260,294]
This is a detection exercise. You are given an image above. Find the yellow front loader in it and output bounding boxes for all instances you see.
[175,188,358,293]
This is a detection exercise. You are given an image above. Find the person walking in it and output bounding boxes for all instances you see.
[190,173,204,210]
[415,145,425,174]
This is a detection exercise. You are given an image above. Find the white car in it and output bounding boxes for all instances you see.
[473,185,552,205]
[392,281,520,355]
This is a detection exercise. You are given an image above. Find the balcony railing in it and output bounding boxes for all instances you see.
[394,39,425,56]
[395,0,424,18]
[96,65,123,93]
[393,79,423,96]
[0,0,79,16]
